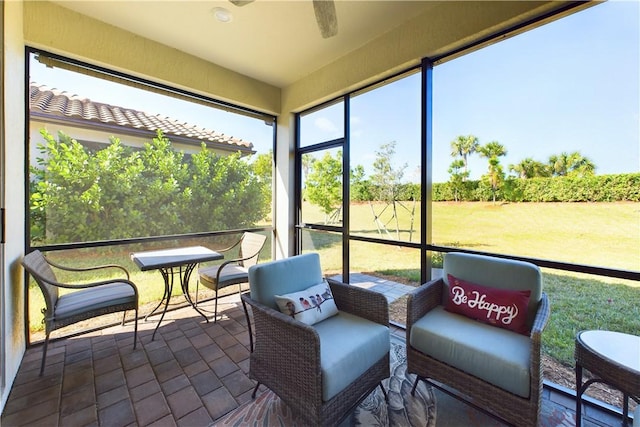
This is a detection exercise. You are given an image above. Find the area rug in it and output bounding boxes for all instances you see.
[213,336,437,426]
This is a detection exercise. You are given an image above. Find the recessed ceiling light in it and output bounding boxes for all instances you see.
[212,7,233,23]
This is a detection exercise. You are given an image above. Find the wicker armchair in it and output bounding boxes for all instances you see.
[241,253,390,426]
[196,232,267,321]
[22,250,138,375]
[406,252,550,426]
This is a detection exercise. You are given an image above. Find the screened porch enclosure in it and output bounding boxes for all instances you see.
[2,0,639,421]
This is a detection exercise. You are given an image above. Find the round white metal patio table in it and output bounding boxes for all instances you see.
[575,330,640,427]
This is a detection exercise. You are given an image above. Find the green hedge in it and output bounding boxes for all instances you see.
[434,173,640,202]
[351,173,639,202]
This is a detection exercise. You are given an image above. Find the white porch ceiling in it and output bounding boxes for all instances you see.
[53,1,439,88]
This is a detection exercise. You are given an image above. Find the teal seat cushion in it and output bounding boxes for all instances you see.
[410,306,531,398]
[248,253,324,310]
[55,282,136,320]
[315,311,390,401]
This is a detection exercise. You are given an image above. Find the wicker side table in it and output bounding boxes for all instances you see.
[575,330,640,427]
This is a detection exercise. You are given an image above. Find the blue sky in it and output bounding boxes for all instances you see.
[306,1,639,182]
[430,0,639,182]
[31,1,639,184]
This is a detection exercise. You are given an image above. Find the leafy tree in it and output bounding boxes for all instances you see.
[136,131,190,235]
[371,141,407,202]
[350,164,371,201]
[252,150,272,184]
[251,150,273,207]
[479,141,507,202]
[185,146,267,231]
[30,129,269,244]
[304,151,343,222]
[301,153,316,181]
[86,136,146,239]
[450,134,479,179]
[548,151,596,177]
[509,157,551,179]
[31,130,100,243]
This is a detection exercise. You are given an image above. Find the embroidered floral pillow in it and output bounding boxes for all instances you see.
[274,280,338,326]
[445,274,531,335]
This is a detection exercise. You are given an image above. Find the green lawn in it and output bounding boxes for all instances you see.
[29,201,640,367]
[305,201,640,274]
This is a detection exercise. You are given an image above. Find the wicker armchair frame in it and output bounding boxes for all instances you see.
[22,250,139,375]
[406,276,550,427]
[241,278,390,426]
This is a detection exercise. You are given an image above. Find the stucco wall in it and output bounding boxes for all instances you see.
[1,0,27,413]
[23,1,281,116]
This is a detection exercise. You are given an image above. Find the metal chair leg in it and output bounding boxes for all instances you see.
[379,382,388,402]
[133,308,138,349]
[194,279,201,306]
[411,375,423,396]
[39,332,50,376]
[214,287,219,322]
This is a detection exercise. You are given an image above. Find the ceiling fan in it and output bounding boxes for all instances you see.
[229,0,338,39]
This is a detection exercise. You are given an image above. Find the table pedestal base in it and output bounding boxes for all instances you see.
[144,263,209,341]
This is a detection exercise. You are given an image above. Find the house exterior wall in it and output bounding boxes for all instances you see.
[28,120,236,167]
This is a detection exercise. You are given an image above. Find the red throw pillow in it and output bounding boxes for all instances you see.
[445,274,531,335]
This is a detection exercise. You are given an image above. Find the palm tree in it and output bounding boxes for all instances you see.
[450,135,479,179]
[484,158,505,202]
[548,151,596,177]
[509,157,550,178]
[448,159,468,202]
[478,140,507,159]
[479,141,507,203]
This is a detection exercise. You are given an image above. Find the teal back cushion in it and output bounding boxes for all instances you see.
[248,253,324,310]
[443,252,542,329]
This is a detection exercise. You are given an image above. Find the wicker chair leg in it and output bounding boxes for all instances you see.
[241,296,254,352]
[39,332,51,376]
[252,382,261,398]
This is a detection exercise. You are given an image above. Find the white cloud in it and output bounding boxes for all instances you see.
[315,117,338,133]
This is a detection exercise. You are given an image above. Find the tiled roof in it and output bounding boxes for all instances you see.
[29,83,253,152]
